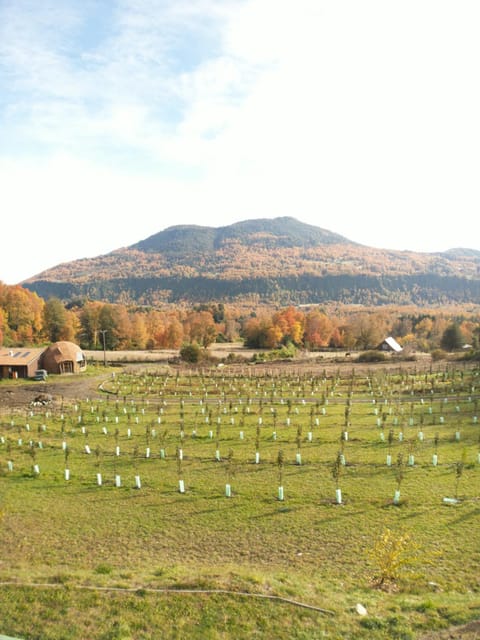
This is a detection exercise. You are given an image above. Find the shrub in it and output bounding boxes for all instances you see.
[461,349,480,362]
[252,342,297,363]
[369,527,419,587]
[398,353,417,362]
[225,352,248,363]
[357,350,387,363]
[180,342,201,363]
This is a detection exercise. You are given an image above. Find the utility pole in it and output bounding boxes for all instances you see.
[99,329,107,367]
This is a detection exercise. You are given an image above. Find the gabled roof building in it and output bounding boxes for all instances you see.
[0,348,46,379]
[377,336,403,353]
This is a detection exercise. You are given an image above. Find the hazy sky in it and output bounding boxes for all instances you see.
[1,0,479,285]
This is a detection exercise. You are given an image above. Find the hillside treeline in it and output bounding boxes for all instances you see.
[24,272,480,307]
[1,282,479,354]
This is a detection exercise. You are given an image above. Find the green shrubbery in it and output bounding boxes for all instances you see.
[357,350,387,363]
[461,349,480,362]
[179,342,202,363]
[251,342,297,362]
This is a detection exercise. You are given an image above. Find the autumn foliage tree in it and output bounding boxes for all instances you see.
[0,283,44,345]
[242,315,278,348]
[272,306,305,346]
[78,301,103,348]
[2,281,480,354]
[162,316,184,349]
[0,307,5,345]
[184,310,217,347]
[304,310,334,349]
[42,297,79,343]
[347,312,388,350]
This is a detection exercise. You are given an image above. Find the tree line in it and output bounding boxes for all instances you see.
[25,272,480,307]
[1,282,479,353]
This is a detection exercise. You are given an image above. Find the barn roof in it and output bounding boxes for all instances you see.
[383,336,403,352]
[0,347,46,366]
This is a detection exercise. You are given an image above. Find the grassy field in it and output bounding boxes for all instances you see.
[1,362,479,639]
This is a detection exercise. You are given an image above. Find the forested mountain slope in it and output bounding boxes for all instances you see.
[23,217,480,306]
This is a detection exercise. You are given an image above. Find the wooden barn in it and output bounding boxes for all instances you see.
[377,336,403,353]
[0,347,46,379]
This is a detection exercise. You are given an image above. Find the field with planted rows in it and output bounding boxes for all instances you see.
[1,362,479,639]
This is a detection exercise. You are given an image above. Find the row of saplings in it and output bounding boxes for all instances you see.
[1,365,479,500]
[1,420,476,506]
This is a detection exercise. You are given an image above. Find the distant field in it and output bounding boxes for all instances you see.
[83,343,280,362]
[83,348,179,362]
[83,343,405,363]
[0,361,479,639]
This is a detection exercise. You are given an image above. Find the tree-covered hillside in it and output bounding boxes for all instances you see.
[131,216,351,253]
[22,217,480,306]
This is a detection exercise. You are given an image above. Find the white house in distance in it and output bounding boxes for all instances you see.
[377,336,403,353]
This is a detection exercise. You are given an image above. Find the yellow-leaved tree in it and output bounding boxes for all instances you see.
[369,527,420,588]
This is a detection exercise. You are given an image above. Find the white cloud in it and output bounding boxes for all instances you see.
[1,0,480,284]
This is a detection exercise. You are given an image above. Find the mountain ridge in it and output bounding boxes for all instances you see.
[22,217,480,306]
[130,216,353,254]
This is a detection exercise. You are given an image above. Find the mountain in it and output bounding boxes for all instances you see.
[22,217,480,306]
[131,217,350,254]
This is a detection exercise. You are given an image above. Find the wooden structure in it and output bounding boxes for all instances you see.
[0,348,46,379]
[377,336,403,353]
[40,341,87,374]
[0,341,86,378]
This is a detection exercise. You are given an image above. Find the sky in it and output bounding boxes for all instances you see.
[1,0,479,285]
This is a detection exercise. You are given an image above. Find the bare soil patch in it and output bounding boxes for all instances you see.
[0,375,107,413]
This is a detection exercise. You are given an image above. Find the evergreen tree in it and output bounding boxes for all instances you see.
[440,323,464,351]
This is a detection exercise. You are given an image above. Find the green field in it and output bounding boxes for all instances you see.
[1,363,480,639]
